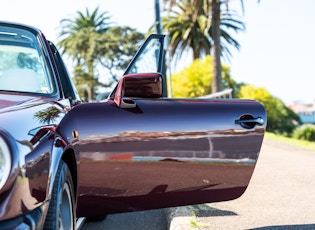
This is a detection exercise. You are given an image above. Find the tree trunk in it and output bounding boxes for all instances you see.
[211,0,222,93]
[87,61,95,102]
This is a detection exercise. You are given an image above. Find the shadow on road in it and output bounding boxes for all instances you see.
[191,204,237,217]
[251,224,315,230]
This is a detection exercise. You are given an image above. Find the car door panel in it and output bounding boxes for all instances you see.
[69,98,266,216]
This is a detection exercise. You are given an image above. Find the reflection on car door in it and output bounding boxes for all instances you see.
[68,34,267,217]
[74,97,266,217]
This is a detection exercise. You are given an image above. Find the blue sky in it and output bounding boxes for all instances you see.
[1,0,313,105]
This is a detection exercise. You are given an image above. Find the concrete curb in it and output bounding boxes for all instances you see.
[165,206,195,230]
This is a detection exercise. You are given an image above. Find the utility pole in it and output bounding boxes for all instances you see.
[154,0,168,97]
[155,0,162,34]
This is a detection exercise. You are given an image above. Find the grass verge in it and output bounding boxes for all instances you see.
[265,132,315,152]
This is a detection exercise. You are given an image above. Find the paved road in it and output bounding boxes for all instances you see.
[170,138,315,229]
[81,138,315,229]
[81,209,167,230]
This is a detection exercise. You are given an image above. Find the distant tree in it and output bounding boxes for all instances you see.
[162,0,244,62]
[238,85,301,136]
[209,0,258,93]
[162,0,212,61]
[58,7,145,100]
[58,7,111,101]
[171,55,238,98]
[161,0,249,94]
[96,26,144,83]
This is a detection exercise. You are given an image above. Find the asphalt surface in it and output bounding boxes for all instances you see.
[81,209,167,230]
[169,138,315,229]
[82,138,315,229]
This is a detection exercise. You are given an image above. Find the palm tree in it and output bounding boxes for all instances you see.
[58,7,111,101]
[211,0,260,92]
[163,1,244,61]
[211,0,223,92]
[162,0,212,61]
[162,0,245,93]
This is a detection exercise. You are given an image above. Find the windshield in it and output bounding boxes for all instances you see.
[0,27,54,94]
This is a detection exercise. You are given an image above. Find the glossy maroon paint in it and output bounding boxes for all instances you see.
[55,98,266,217]
[114,73,162,108]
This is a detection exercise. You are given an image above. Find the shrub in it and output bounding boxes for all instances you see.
[171,55,238,98]
[293,124,315,142]
[238,85,301,136]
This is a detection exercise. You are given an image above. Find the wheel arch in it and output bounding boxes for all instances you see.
[61,148,78,198]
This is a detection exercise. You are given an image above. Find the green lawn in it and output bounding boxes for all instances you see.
[265,132,315,152]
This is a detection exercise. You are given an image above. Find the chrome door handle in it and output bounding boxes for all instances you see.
[235,117,264,126]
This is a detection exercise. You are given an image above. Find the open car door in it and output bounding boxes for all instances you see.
[64,34,267,217]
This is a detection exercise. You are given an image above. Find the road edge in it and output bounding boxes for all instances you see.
[165,206,194,230]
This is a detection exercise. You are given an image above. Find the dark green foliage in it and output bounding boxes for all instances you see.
[57,7,144,101]
[161,0,245,62]
[96,26,144,82]
[293,124,315,142]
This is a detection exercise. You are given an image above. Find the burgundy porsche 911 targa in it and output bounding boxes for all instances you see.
[0,21,266,229]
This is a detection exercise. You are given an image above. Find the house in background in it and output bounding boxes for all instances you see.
[288,101,315,124]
